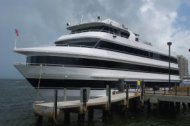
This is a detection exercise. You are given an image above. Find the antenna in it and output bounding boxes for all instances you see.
[80,15,84,24]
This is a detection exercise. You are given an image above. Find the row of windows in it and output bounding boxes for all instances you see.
[27,56,179,75]
[56,41,96,48]
[97,41,178,64]
[71,26,130,39]
[55,37,98,48]
[55,40,178,64]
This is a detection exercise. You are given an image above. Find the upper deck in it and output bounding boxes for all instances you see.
[67,18,138,42]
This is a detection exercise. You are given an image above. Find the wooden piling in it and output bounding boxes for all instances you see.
[80,88,87,113]
[54,89,58,125]
[123,84,129,109]
[141,81,145,107]
[169,102,175,113]
[35,115,43,126]
[147,100,151,112]
[182,102,187,112]
[102,85,111,122]
[64,88,67,101]
[78,88,88,123]
[187,87,189,96]
[64,110,70,123]
[106,85,111,111]
[102,109,109,122]
[88,109,94,121]
[78,113,85,123]
[126,84,129,103]
[188,103,190,109]
[164,87,166,95]
[175,102,180,112]
[175,86,177,95]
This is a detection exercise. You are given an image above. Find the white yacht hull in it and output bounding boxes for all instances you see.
[15,63,180,88]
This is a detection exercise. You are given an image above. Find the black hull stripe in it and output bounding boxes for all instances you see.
[27,78,179,89]
[27,56,179,75]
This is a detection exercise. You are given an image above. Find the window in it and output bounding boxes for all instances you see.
[68,42,96,47]
[55,38,98,48]
[71,25,130,39]
[121,32,130,38]
[96,41,178,64]
[27,56,179,75]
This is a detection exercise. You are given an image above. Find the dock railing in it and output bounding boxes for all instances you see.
[144,86,190,96]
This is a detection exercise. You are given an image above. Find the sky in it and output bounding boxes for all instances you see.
[0,0,190,79]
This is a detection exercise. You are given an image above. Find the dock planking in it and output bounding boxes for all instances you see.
[33,92,140,117]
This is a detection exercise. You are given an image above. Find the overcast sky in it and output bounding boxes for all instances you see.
[1,0,190,79]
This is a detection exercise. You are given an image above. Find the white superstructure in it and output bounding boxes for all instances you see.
[14,18,180,88]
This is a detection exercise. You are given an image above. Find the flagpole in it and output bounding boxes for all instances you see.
[14,36,18,49]
[14,28,19,49]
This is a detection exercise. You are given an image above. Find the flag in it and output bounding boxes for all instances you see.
[15,28,19,37]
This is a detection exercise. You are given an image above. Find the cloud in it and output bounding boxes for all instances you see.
[1,0,190,78]
[137,0,178,45]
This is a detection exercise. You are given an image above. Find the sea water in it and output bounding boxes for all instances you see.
[1,79,190,126]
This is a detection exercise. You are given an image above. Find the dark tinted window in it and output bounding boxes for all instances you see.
[56,40,97,48]
[56,42,96,48]
[96,41,177,64]
[68,42,96,47]
[121,32,130,38]
[71,26,130,39]
[27,56,179,75]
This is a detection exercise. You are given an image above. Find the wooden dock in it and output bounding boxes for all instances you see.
[32,83,190,126]
[33,92,140,118]
[144,86,190,103]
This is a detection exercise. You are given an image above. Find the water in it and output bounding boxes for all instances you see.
[0,79,36,126]
[1,79,190,126]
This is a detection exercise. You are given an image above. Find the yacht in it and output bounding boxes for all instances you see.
[14,18,180,89]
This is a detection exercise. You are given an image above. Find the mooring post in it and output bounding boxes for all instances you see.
[64,88,67,101]
[188,103,190,109]
[54,89,58,125]
[141,81,144,97]
[78,113,85,123]
[103,85,111,122]
[164,87,166,95]
[141,81,145,107]
[83,88,87,111]
[35,115,43,126]
[182,102,187,112]
[88,109,94,121]
[64,110,70,123]
[175,102,180,112]
[187,87,189,96]
[79,88,88,122]
[147,100,151,112]
[106,85,111,111]
[169,102,175,112]
[125,84,129,108]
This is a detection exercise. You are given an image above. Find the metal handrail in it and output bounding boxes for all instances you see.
[144,86,190,96]
[71,29,129,39]
[23,63,66,67]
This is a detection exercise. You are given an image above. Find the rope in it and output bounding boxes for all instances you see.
[35,64,43,102]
